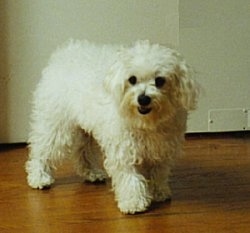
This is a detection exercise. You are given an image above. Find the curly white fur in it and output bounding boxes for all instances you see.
[25,40,199,214]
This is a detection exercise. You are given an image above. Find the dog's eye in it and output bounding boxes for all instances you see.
[155,77,166,88]
[128,76,137,85]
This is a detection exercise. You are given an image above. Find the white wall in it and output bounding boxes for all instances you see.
[180,0,250,132]
[0,0,179,142]
[1,0,249,142]
[0,1,8,141]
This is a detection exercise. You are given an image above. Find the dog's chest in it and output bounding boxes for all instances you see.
[132,132,179,163]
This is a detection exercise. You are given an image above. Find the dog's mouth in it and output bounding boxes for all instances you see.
[138,106,152,115]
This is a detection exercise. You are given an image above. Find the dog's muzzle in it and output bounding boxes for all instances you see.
[137,94,152,115]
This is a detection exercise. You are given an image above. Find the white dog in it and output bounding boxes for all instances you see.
[26,40,199,214]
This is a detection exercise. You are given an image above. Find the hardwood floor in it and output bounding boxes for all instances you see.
[1,133,250,233]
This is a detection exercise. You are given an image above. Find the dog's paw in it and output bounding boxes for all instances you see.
[27,171,54,189]
[26,159,55,189]
[83,169,108,183]
[118,197,151,214]
[152,186,172,202]
[113,173,152,214]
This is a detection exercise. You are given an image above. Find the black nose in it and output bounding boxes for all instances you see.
[138,94,151,106]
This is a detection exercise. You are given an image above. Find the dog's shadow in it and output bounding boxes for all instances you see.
[45,158,250,214]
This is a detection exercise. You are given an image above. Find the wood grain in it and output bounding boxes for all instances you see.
[0,133,250,233]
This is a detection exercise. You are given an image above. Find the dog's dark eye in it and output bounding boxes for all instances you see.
[128,76,137,85]
[155,77,166,88]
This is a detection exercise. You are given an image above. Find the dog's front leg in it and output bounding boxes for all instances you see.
[106,163,152,214]
[149,162,172,202]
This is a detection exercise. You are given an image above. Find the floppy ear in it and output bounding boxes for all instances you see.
[175,61,200,111]
[104,59,126,103]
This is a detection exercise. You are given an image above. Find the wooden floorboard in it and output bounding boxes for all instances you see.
[1,133,250,233]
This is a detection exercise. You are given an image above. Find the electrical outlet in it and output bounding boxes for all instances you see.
[208,108,249,132]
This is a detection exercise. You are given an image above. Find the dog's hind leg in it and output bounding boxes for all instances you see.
[26,116,75,189]
[72,130,107,182]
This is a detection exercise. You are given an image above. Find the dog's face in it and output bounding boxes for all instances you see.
[105,41,199,129]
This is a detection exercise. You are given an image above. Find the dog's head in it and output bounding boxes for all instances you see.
[105,40,199,129]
